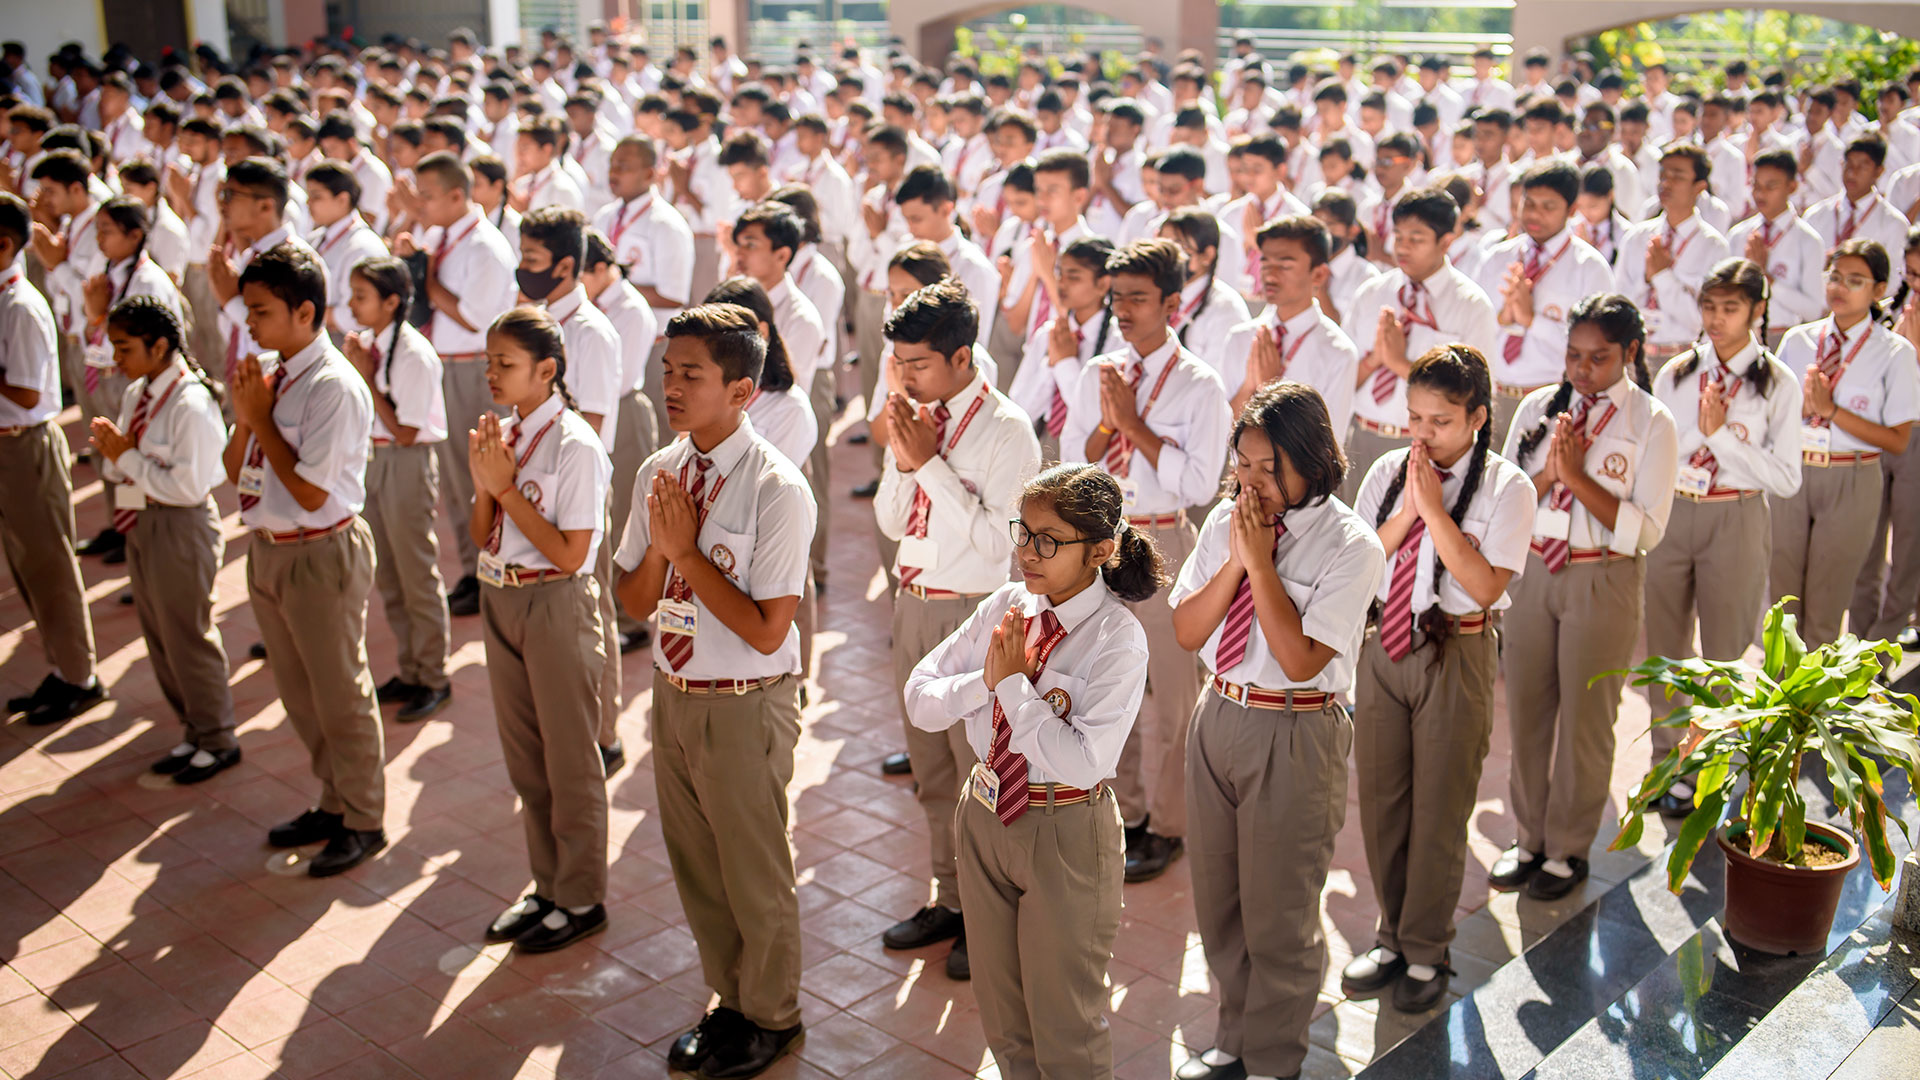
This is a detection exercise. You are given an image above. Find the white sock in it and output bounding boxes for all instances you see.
[1249,1074,1284,1080]
[1406,963,1437,981]
[167,742,195,758]
[1200,1049,1238,1067]
[1539,858,1573,878]
[1504,846,1538,864]
[187,750,216,768]
[567,904,596,916]
[1364,946,1399,965]
[540,909,570,930]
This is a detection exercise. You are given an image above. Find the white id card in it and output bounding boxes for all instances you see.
[897,535,938,569]
[1674,465,1712,498]
[1117,476,1141,508]
[1801,425,1832,458]
[657,599,698,637]
[476,550,507,587]
[1534,507,1572,541]
[968,761,1001,811]
[237,465,266,498]
[112,484,147,511]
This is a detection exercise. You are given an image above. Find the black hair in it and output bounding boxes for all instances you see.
[1157,145,1207,184]
[1033,146,1090,189]
[520,205,587,279]
[1885,225,1920,326]
[895,162,956,209]
[417,150,474,197]
[1390,186,1459,238]
[1230,381,1346,508]
[890,240,952,289]
[105,294,221,403]
[225,156,291,215]
[884,276,978,360]
[1061,236,1117,355]
[1517,293,1650,462]
[97,196,151,305]
[665,302,766,385]
[237,243,328,330]
[1019,463,1169,603]
[28,148,90,189]
[488,305,579,413]
[1520,159,1581,206]
[766,185,824,246]
[1104,237,1187,302]
[1671,257,1773,395]
[1257,214,1333,268]
[350,254,414,387]
[1661,143,1712,184]
[1162,207,1219,348]
[1846,133,1889,170]
[717,130,769,169]
[1827,238,1895,323]
[304,159,361,206]
[734,202,802,271]
[704,277,794,394]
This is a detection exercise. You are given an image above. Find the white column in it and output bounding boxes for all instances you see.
[187,0,230,62]
[489,0,522,49]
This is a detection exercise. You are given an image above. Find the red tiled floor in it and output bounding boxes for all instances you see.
[0,401,1664,1078]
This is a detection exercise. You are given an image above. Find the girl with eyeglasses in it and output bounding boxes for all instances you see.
[1770,238,1920,646]
[904,462,1161,1080]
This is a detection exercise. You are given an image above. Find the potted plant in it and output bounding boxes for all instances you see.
[1611,599,1920,955]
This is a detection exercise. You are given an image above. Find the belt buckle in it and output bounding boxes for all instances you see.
[730,678,751,697]
[1220,678,1246,705]
[1806,449,1831,468]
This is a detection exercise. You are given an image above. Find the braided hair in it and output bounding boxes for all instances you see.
[488,305,580,413]
[1884,224,1920,327]
[1020,462,1169,602]
[1516,293,1649,463]
[348,254,414,393]
[1061,236,1117,354]
[105,295,223,404]
[1370,344,1494,662]
[1161,207,1219,349]
[97,197,152,307]
[1669,257,1773,397]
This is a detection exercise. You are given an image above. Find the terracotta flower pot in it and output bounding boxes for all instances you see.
[1717,820,1859,956]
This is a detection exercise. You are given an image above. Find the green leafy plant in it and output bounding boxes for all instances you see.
[1610,599,1920,893]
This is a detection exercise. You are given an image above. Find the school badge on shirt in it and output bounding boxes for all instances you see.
[710,543,736,577]
[1728,421,1749,442]
[520,478,545,511]
[1600,452,1628,481]
[1043,687,1072,717]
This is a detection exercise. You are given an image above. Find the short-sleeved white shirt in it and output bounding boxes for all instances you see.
[1354,446,1536,622]
[489,392,611,572]
[238,334,374,531]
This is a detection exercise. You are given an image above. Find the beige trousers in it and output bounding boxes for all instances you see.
[181,265,227,383]
[609,389,660,635]
[893,590,983,910]
[958,787,1124,1080]
[1770,459,1883,647]
[854,289,888,471]
[1187,689,1352,1079]
[651,671,804,1030]
[366,443,450,688]
[807,366,833,583]
[987,309,1025,396]
[1114,518,1201,838]
[690,235,721,309]
[1643,494,1769,763]
[127,502,235,750]
[593,509,622,747]
[1354,624,1498,965]
[1342,424,1411,506]
[483,575,609,907]
[0,421,95,684]
[1503,553,1643,860]
[1851,439,1920,640]
[246,519,385,830]
[437,356,497,576]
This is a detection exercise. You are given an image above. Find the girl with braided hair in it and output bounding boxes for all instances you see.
[1160,205,1250,381]
[1496,292,1678,902]
[90,294,237,783]
[1344,344,1537,1013]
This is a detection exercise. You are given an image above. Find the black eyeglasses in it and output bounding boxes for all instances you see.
[1010,520,1100,560]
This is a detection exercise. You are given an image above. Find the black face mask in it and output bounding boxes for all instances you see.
[516,263,563,301]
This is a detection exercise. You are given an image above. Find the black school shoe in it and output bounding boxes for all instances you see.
[76,526,124,557]
[882,904,962,949]
[514,904,606,953]
[1391,958,1453,1013]
[670,1007,749,1072]
[447,574,481,616]
[25,677,108,726]
[173,747,242,785]
[879,751,912,776]
[700,1019,804,1080]
[1488,846,1544,889]
[945,933,969,980]
[397,685,452,723]
[268,808,343,848]
[1125,832,1184,883]
[309,828,386,877]
[485,895,556,943]
[152,743,198,775]
[8,675,60,714]
[1654,787,1695,819]
[600,740,626,776]
[375,676,422,705]
[1526,857,1589,901]
[1340,948,1409,994]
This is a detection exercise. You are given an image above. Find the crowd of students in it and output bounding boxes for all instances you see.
[2,25,1919,1080]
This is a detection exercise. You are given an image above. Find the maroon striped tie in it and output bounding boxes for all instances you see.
[111,387,155,533]
[1379,466,1450,660]
[1537,394,1598,574]
[1103,361,1145,475]
[897,403,950,586]
[986,609,1066,825]
[659,454,714,671]
[1213,516,1287,670]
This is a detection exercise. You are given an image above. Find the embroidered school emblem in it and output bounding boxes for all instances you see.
[1543,304,1563,322]
[1729,421,1750,443]
[1600,452,1629,481]
[1042,687,1072,717]
[1851,396,1871,413]
[519,479,544,511]
[1771,263,1786,279]
[710,544,736,575]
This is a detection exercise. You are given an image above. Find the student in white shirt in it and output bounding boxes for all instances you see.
[872,279,1041,980]
[1014,234,1115,463]
[1641,259,1802,814]
[1218,135,1311,300]
[1309,189,1380,323]
[468,305,614,954]
[1345,344,1536,1012]
[0,194,106,727]
[1160,207,1253,384]
[79,196,187,430]
[846,125,914,476]
[1063,239,1233,884]
[1615,144,1732,364]
[472,155,524,259]
[510,116,586,215]
[116,160,190,282]
[895,163,1000,343]
[1496,294,1677,901]
[615,304,816,1080]
[1171,381,1386,1080]
[1853,230,1920,642]
[28,150,107,428]
[664,90,738,302]
[562,93,614,214]
[343,255,453,724]
[1808,134,1911,292]
[1722,150,1825,349]
[1222,214,1362,442]
[318,113,394,235]
[1771,239,1920,646]
[906,463,1157,1078]
[204,156,314,389]
[1479,160,1619,441]
[303,161,389,337]
[225,244,387,878]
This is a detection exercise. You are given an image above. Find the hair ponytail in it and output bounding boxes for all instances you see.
[1019,462,1169,603]
[489,305,578,412]
[106,294,225,405]
[350,254,414,391]
[1104,520,1167,602]
[99,197,151,306]
[1520,292,1648,463]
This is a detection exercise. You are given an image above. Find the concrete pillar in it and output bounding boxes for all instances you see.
[487,0,520,49]
[708,0,751,56]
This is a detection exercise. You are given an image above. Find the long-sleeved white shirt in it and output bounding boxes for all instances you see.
[1613,212,1730,348]
[1061,335,1232,516]
[1727,209,1828,333]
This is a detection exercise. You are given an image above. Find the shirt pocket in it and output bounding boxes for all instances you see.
[514,469,559,522]
[700,525,755,587]
[1031,672,1089,728]
[1584,432,1638,500]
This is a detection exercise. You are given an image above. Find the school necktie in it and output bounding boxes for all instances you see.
[1102,360,1146,476]
[1380,466,1452,661]
[110,385,156,533]
[1272,319,1292,380]
[1046,327,1077,438]
[1807,328,1849,430]
[1030,227,1054,331]
[483,421,526,556]
[1502,242,1546,364]
[1213,516,1287,670]
[1371,280,1433,404]
[985,608,1068,825]
[1538,393,1600,574]
[897,401,951,587]
[1838,198,1861,244]
[1688,364,1737,477]
[236,371,286,512]
[660,453,715,671]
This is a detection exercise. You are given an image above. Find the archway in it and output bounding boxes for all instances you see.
[890,0,1219,71]
[1509,0,1920,62]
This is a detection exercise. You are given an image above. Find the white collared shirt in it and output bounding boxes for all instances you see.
[1343,263,1501,428]
[0,264,63,427]
[592,191,695,327]
[671,136,737,234]
[1613,212,1730,347]
[935,230,1001,345]
[490,393,610,572]
[363,321,448,444]
[1502,376,1679,555]
[518,160,585,214]
[102,358,228,504]
[1170,495,1385,691]
[1326,245,1379,322]
[877,370,1041,593]
[592,278,658,394]
[238,334,374,531]
[183,161,223,258]
[848,181,910,293]
[1013,308,1113,430]
[1221,301,1361,436]
[1728,210,1828,330]
[781,153,857,245]
[547,284,622,449]
[1173,275,1252,381]
[1476,227,1616,389]
[220,225,316,365]
[146,200,191,280]
[1004,217,1091,332]
[311,216,390,334]
[1355,447,1536,622]
[768,274,829,382]
[1651,338,1801,497]
[748,383,818,469]
[421,208,516,359]
[1062,335,1232,515]
[1217,188,1311,298]
[615,414,818,678]
[1808,191,1912,291]
[906,576,1149,789]
[1777,316,1920,454]
[85,255,186,373]
[790,246,845,367]
[350,150,394,234]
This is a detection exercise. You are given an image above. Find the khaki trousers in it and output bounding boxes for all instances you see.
[1187,689,1351,1079]
[855,289,888,471]
[1851,439,1920,640]
[247,519,385,830]
[691,235,721,309]
[1769,459,1883,647]
[1491,389,1544,453]
[1342,424,1410,506]
[366,443,450,688]
[807,367,833,584]
[0,422,95,684]
[610,389,660,635]
[1114,518,1200,838]
[78,363,127,444]
[593,510,622,747]
[1503,553,1643,861]
[437,356,498,576]
[182,265,227,383]
[1355,625,1497,966]
[483,575,609,907]
[893,591,983,910]
[127,502,235,750]
[987,310,1024,395]
[1643,494,1769,763]
[651,671,804,1030]
[957,787,1124,1080]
